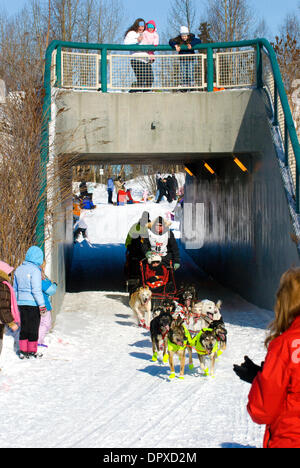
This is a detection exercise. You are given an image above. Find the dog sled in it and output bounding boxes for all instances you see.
[139,258,179,308]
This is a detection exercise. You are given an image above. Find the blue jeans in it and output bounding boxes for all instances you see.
[180,56,195,87]
[5,325,20,354]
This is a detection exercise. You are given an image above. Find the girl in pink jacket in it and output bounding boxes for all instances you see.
[141,21,159,60]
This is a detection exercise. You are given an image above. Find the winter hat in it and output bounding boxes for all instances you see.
[148,253,162,265]
[180,26,189,35]
[0,260,14,276]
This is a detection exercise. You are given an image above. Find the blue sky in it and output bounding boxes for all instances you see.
[2,0,299,39]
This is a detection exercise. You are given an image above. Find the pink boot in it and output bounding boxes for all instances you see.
[19,340,29,359]
[28,341,38,354]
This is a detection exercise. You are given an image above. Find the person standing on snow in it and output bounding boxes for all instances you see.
[233,267,300,448]
[13,246,46,359]
[107,177,114,204]
[156,177,168,204]
[0,261,20,359]
[125,211,151,284]
[38,260,57,349]
[73,217,89,243]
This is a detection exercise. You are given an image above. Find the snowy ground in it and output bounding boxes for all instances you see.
[0,183,274,449]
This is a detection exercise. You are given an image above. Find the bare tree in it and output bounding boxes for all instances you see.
[271,12,300,135]
[167,0,198,38]
[205,0,254,42]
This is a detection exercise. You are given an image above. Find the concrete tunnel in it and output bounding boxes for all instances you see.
[48,88,300,315]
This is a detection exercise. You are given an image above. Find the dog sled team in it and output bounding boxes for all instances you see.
[126,211,227,379]
[130,287,227,379]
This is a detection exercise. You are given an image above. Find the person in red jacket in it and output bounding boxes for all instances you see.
[144,253,169,292]
[234,267,300,448]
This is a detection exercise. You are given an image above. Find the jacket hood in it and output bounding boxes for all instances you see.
[25,246,44,266]
[146,20,156,31]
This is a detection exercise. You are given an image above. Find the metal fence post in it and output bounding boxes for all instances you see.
[207,47,214,92]
[101,47,107,93]
[256,43,263,89]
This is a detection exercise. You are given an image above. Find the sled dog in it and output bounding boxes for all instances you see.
[190,299,223,330]
[210,319,227,352]
[186,328,218,376]
[167,317,189,379]
[150,310,173,362]
[129,286,152,329]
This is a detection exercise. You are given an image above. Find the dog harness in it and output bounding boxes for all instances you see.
[167,325,190,352]
[185,327,219,355]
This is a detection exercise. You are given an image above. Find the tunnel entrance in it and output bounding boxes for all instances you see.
[66,163,188,293]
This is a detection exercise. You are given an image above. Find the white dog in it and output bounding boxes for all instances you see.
[186,299,223,333]
[129,286,152,329]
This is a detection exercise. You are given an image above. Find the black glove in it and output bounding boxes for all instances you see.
[233,356,263,384]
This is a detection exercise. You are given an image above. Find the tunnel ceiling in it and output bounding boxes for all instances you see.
[71,152,255,166]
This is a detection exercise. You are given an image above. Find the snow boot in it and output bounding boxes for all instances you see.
[19,351,29,360]
[163,353,169,363]
[28,352,43,359]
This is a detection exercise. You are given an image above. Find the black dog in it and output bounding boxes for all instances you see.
[178,284,198,313]
[161,299,177,316]
[150,311,173,363]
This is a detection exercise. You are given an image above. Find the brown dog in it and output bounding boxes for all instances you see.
[129,286,152,329]
[186,328,218,376]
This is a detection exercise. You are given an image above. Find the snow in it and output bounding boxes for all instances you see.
[0,182,273,449]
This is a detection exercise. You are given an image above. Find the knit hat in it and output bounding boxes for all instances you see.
[0,260,14,275]
[180,26,189,35]
[148,253,162,265]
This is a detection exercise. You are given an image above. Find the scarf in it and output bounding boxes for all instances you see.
[2,281,20,324]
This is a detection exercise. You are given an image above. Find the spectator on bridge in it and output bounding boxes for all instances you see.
[233,267,300,448]
[141,21,159,56]
[107,177,114,204]
[0,261,20,360]
[13,246,46,359]
[169,26,201,90]
[124,18,154,92]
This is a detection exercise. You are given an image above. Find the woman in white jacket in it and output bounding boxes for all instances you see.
[124,18,154,92]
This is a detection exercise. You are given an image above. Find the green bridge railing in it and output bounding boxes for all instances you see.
[36,38,300,247]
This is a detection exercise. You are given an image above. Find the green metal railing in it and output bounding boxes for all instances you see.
[36,38,300,247]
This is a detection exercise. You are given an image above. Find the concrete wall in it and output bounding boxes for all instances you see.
[55,89,269,162]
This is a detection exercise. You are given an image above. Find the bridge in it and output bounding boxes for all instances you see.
[38,38,300,316]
